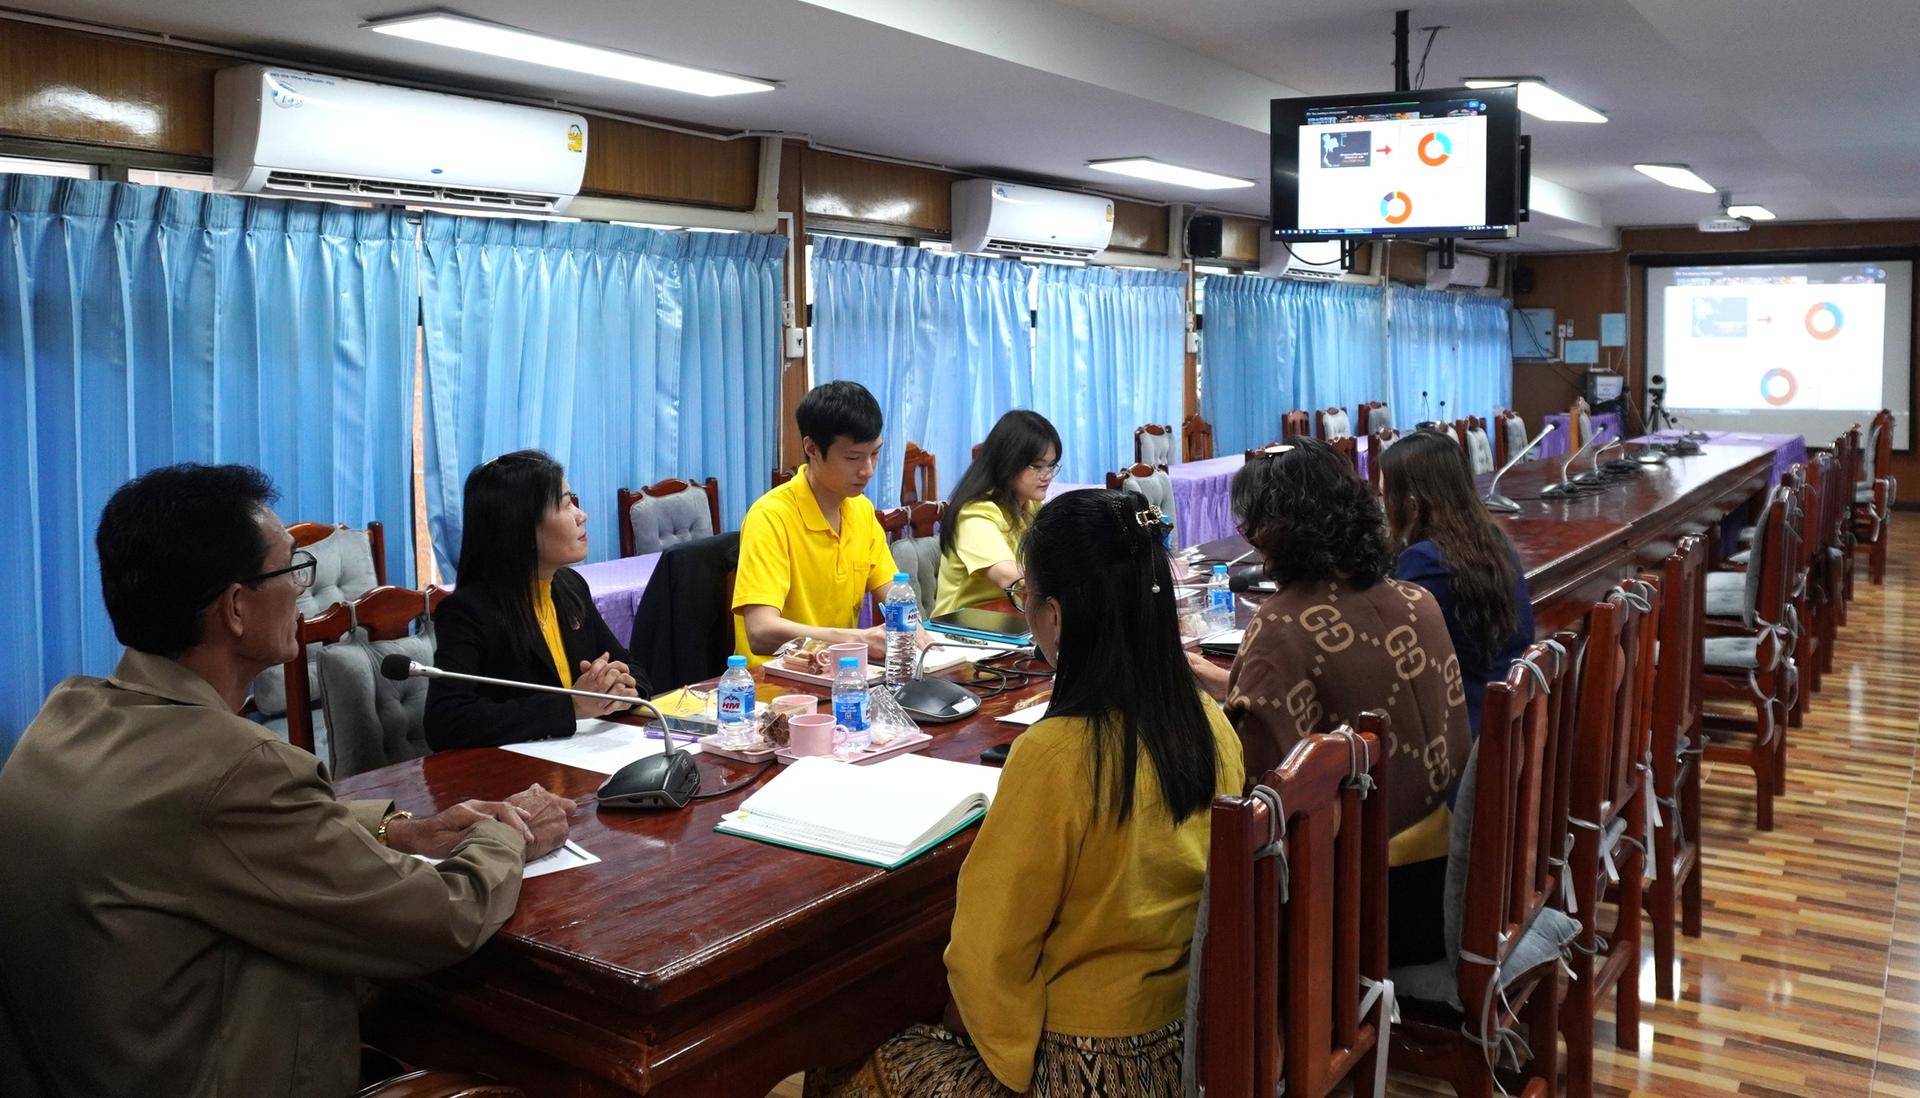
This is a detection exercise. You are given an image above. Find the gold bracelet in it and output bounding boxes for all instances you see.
[376,808,415,847]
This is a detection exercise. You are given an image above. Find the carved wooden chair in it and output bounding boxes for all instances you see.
[1357,400,1394,436]
[901,442,938,506]
[283,585,448,776]
[1282,409,1312,438]
[1701,489,1795,829]
[618,477,721,557]
[1567,398,1593,451]
[1493,409,1528,468]
[1853,409,1896,585]
[1366,429,1402,492]
[771,467,795,489]
[1328,435,1360,476]
[1454,416,1495,475]
[1199,714,1392,1098]
[1644,535,1706,1001]
[1134,422,1174,467]
[1181,413,1215,462]
[1316,406,1354,441]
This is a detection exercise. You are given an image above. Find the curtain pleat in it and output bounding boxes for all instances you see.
[1200,276,1388,456]
[1032,265,1187,483]
[419,218,784,579]
[1388,287,1513,426]
[810,237,1032,508]
[0,176,417,759]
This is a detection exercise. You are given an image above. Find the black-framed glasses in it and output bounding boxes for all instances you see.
[1004,578,1029,614]
[247,550,318,592]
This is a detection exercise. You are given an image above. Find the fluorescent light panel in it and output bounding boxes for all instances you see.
[1087,158,1254,190]
[1633,163,1717,193]
[1726,204,1776,221]
[367,14,775,97]
[1464,78,1605,124]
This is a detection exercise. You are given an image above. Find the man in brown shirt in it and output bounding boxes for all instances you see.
[0,464,571,1097]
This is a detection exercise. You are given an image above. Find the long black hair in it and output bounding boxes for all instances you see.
[1380,429,1521,664]
[1231,436,1392,589]
[454,450,585,665]
[940,410,1062,557]
[1020,488,1220,824]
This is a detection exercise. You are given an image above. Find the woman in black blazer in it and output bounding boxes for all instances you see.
[426,450,647,750]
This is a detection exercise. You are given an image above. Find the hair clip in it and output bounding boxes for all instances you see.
[1254,444,1295,458]
[1133,505,1165,528]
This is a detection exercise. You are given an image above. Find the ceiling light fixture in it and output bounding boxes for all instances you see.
[1463,78,1606,124]
[1726,204,1776,221]
[1086,158,1254,190]
[365,13,776,97]
[1633,163,1717,193]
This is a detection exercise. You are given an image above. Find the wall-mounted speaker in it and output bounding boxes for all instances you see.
[1513,266,1536,295]
[1185,214,1224,260]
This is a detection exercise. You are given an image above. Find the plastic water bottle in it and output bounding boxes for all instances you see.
[883,571,920,692]
[1207,564,1235,635]
[715,655,756,746]
[832,656,871,753]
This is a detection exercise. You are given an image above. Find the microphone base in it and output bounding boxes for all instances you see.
[1540,481,1583,498]
[1683,430,1712,441]
[1632,450,1669,465]
[1483,493,1521,513]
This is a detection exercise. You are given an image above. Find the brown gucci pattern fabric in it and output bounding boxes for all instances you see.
[809,1020,1184,1098]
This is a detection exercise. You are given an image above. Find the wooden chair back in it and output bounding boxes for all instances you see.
[771,467,795,489]
[1458,640,1576,1047]
[1872,408,1895,479]
[1315,407,1352,441]
[970,442,984,462]
[1201,714,1390,1098]
[1182,414,1215,462]
[1651,537,1706,782]
[1357,401,1391,436]
[1134,422,1175,467]
[1366,429,1401,491]
[616,477,721,558]
[1105,462,1157,490]
[901,443,938,505]
[1327,434,1360,473]
[1570,590,1648,845]
[876,506,909,542]
[1492,409,1521,467]
[289,520,387,587]
[1283,409,1312,438]
[282,585,449,754]
[1568,398,1592,450]
[1452,415,1485,447]
[907,500,942,540]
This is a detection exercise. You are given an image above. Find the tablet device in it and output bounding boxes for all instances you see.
[928,607,1033,645]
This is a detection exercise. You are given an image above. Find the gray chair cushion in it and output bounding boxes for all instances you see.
[1122,468,1177,527]
[889,535,942,617]
[1702,635,1761,671]
[1465,428,1495,475]
[1137,430,1174,468]
[1503,415,1528,461]
[1857,483,1878,504]
[1727,548,1751,567]
[1578,411,1593,443]
[1365,405,1394,434]
[1735,524,1756,546]
[627,486,715,555]
[1703,572,1746,619]
[1323,410,1352,441]
[315,627,435,779]
[1863,421,1882,482]
[1390,737,1580,1010]
[251,528,381,717]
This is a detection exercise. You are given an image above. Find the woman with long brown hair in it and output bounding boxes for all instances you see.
[1377,429,1533,736]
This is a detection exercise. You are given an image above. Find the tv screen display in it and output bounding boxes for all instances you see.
[1271,86,1521,242]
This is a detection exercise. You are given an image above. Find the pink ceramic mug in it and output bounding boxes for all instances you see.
[786,713,837,757]
[771,694,819,720]
[826,642,867,671]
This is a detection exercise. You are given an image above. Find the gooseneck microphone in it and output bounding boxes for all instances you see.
[1482,423,1556,513]
[382,657,703,809]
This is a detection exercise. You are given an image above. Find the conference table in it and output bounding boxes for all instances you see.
[342,441,1784,1096]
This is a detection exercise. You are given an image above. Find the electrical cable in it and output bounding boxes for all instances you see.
[1413,26,1446,89]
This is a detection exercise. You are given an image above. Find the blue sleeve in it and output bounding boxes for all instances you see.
[1394,541,1451,590]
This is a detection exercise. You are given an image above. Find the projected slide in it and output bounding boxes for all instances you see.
[1297,107,1489,234]
[1646,260,1913,448]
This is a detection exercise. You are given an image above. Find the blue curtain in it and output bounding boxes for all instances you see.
[420,217,785,578]
[0,176,418,760]
[1032,265,1187,484]
[810,236,1032,508]
[1388,288,1513,427]
[1200,276,1387,455]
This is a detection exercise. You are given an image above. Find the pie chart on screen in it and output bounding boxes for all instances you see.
[1418,132,1452,166]
[1759,367,1798,406]
[1805,301,1843,340]
[1380,191,1413,225]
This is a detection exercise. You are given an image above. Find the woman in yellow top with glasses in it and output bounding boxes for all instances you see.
[933,410,1062,617]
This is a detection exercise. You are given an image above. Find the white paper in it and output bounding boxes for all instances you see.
[415,839,599,879]
[996,699,1051,726]
[720,754,1001,862]
[920,642,1021,674]
[1198,627,1245,647]
[498,719,701,775]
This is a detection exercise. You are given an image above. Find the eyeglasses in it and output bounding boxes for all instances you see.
[1027,461,1060,477]
[1004,578,1029,614]
[246,550,318,591]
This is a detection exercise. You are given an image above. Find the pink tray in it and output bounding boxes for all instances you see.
[762,658,884,689]
[775,729,931,766]
[698,734,779,763]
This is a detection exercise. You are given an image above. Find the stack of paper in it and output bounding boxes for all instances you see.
[716,753,1001,868]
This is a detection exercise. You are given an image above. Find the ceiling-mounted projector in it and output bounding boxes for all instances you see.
[1697,214,1752,233]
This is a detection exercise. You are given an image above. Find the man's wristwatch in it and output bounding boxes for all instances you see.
[376,808,415,847]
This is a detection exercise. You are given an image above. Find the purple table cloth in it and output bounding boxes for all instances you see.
[1538,411,1622,460]
[1629,431,1807,487]
[1168,454,1246,546]
[574,552,662,649]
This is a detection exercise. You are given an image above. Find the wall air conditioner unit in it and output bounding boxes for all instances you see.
[1424,251,1493,290]
[1258,239,1359,282]
[951,179,1114,259]
[214,65,589,214]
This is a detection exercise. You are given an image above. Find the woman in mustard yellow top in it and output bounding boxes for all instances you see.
[933,410,1061,617]
[818,488,1244,1098]
[425,450,643,750]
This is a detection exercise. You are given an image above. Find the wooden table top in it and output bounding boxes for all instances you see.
[338,439,1782,1095]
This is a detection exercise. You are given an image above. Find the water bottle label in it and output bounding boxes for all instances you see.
[834,691,869,731]
[1210,589,1234,613]
[718,685,753,721]
[884,601,916,631]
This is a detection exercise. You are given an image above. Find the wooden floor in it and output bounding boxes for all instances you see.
[771,514,1919,1097]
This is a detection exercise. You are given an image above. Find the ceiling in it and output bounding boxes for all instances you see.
[14,0,1920,252]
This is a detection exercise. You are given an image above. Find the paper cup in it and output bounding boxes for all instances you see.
[827,642,867,669]
[787,713,837,756]
[771,694,819,719]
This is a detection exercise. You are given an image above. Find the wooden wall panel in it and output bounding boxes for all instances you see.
[1220,215,1263,265]
[803,149,953,236]
[1109,199,1166,255]
[1510,250,1622,427]
[0,21,221,157]
[581,117,759,209]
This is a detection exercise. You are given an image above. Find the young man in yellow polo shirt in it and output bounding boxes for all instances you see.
[734,381,909,667]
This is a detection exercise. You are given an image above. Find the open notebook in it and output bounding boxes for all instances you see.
[715,753,1002,868]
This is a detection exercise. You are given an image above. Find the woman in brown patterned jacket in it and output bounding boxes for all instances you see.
[1188,436,1470,966]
